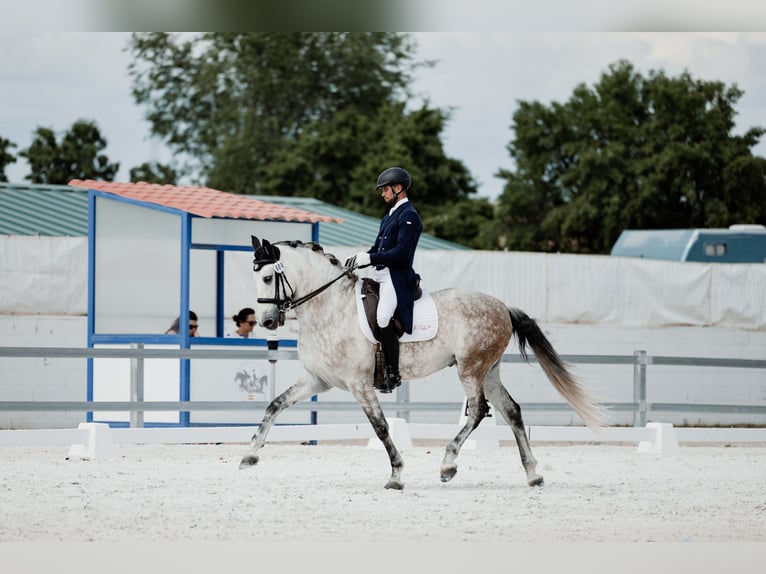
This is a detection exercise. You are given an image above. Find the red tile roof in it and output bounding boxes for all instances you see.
[68,180,341,224]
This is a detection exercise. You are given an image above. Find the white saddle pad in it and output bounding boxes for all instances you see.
[355,280,438,344]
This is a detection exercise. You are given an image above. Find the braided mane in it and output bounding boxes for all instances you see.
[275,240,342,267]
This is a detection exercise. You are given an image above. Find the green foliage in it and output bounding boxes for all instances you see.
[127,32,481,228]
[421,198,496,249]
[495,60,766,254]
[0,136,17,182]
[19,120,119,184]
[129,162,179,185]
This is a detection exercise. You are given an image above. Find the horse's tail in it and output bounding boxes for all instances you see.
[509,307,608,431]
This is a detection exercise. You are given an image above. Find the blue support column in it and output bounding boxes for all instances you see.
[179,214,192,426]
[86,191,97,422]
[216,250,225,338]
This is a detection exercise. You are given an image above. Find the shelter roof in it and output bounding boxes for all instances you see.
[0,182,468,250]
[68,180,341,224]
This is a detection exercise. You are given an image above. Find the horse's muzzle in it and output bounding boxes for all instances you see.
[261,317,279,330]
[259,308,284,330]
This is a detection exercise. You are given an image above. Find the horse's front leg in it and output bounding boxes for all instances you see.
[239,373,330,469]
[349,384,404,490]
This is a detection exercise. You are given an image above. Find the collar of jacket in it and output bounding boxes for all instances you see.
[388,197,410,216]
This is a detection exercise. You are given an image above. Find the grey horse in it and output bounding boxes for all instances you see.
[239,237,607,490]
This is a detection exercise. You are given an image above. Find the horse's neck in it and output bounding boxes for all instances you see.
[282,250,355,329]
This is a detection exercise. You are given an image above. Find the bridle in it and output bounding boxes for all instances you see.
[252,239,356,324]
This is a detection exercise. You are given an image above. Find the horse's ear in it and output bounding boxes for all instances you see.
[262,239,280,261]
[251,236,261,251]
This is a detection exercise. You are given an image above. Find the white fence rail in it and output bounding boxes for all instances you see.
[2,346,766,428]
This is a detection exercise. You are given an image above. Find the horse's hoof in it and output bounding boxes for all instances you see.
[239,454,260,469]
[528,475,544,487]
[385,479,404,490]
[440,465,458,483]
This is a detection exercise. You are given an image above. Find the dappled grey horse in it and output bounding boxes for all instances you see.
[240,237,606,489]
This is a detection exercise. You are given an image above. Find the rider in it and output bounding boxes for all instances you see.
[345,167,423,393]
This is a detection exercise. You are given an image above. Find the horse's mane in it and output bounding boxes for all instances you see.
[274,240,343,268]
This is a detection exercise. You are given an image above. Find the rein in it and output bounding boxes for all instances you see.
[286,266,356,310]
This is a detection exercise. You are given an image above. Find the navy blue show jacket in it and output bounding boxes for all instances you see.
[367,201,424,333]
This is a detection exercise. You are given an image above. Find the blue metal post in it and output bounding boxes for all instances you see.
[179,214,192,426]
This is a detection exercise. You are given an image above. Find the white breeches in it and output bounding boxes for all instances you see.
[372,267,397,328]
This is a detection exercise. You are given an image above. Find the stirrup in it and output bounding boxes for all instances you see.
[374,369,401,394]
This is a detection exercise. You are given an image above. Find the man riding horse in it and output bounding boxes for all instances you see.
[345,167,424,393]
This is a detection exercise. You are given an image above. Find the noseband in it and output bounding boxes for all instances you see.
[253,240,355,323]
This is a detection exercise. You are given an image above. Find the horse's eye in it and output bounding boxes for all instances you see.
[263,274,273,285]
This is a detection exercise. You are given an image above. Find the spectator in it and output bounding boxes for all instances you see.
[165,311,199,336]
[226,307,256,338]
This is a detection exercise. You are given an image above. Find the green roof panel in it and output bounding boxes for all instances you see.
[0,183,89,237]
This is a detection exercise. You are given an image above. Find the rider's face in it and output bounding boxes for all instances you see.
[380,184,398,205]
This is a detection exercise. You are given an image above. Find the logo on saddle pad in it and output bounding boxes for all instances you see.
[355,279,438,344]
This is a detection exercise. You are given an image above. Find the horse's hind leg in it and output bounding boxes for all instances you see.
[239,373,330,469]
[484,363,543,486]
[440,390,489,483]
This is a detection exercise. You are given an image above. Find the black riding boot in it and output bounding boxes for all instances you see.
[376,323,401,393]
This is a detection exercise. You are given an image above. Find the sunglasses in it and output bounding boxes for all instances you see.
[246,321,257,326]
[189,324,199,330]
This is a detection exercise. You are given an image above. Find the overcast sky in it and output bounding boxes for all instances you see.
[2,32,766,201]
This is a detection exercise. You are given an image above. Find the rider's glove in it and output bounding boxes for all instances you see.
[344,252,371,268]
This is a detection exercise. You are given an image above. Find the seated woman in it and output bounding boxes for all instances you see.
[226,307,256,338]
[165,311,199,336]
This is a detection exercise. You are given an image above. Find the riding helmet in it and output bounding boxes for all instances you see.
[375,167,411,191]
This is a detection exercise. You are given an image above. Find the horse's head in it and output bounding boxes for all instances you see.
[250,236,352,330]
[251,236,288,330]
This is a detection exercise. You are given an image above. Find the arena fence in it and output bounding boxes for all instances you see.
[1,346,765,429]
[2,342,766,454]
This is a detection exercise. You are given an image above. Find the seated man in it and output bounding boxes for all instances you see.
[345,167,423,393]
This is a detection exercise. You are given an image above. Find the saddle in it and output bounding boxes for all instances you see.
[360,278,421,341]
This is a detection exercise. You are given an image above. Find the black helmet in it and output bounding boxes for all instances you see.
[375,167,411,191]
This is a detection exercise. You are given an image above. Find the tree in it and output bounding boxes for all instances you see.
[495,60,766,254]
[422,197,496,249]
[128,33,480,228]
[0,136,16,182]
[20,120,119,184]
[258,101,480,218]
[130,162,179,185]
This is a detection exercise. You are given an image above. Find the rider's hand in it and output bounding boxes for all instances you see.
[344,252,371,268]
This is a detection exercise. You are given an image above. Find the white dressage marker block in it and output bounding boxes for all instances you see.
[367,417,413,451]
[67,422,115,459]
[460,398,499,451]
[636,422,679,454]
